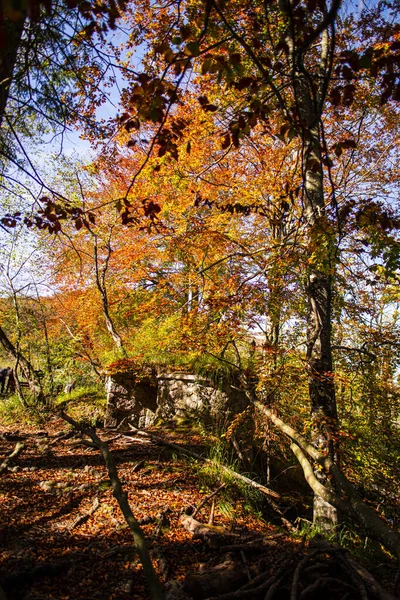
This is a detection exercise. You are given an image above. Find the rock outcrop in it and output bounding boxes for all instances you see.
[105,369,248,427]
[105,370,157,428]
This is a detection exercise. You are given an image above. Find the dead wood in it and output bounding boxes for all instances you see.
[240,549,251,582]
[263,494,296,531]
[231,434,246,463]
[218,543,276,553]
[68,439,98,450]
[208,498,216,525]
[128,426,295,532]
[132,459,146,472]
[192,484,226,518]
[180,513,227,540]
[139,515,157,526]
[128,425,280,499]
[60,410,165,600]
[49,430,76,446]
[0,441,25,475]
[154,508,172,537]
[0,431,23,442]
[69,496,100,531]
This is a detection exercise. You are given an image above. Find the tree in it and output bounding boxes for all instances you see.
[0,230,47,398]
[110,0,400,527]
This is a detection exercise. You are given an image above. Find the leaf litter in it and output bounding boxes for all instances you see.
[0,418,397,600]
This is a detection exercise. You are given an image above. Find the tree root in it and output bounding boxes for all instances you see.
[0,441,25,475]
[183,542,397,600]
[255,402,400,561]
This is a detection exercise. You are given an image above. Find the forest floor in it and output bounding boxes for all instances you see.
[0,415,398,600]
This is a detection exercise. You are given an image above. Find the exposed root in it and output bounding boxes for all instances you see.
[0,441,25,475]
[183,543,397,600]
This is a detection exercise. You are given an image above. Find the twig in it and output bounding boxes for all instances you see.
[69,496,100,531]
[219,544,273,553]
[132,459,146,472]
[129,426,294,531]
[192,483,226,518]
[0,441,25,475]
[240,550,252,583]
[209,498,216,525]
[231,434,245,463]
[49,431,76,446]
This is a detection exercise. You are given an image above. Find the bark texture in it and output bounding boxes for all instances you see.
[0,17,25,129]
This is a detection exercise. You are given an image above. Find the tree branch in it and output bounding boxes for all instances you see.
[60,411,164,600]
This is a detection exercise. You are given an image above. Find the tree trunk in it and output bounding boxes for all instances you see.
[0,325,43,399]
[295,74,338,529]
[94,238,127,357]
[0,17,26,129]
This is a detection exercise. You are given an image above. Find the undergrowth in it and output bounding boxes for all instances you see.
[0,394,42,426]
[0,385,106,428]
[54,385,107,426]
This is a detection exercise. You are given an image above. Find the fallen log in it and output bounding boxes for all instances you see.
[180,513,227,539]
[128,426,280,500]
